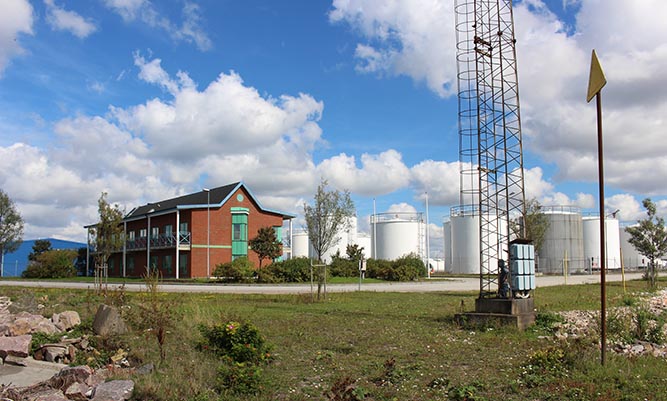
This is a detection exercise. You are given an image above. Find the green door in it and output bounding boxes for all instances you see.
[231,213,248,259]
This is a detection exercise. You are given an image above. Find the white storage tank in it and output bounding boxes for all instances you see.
[539,206,585,274]
[320,216,358,263]
[620,225,648,268]
[291,230,310,259]
[582,216,621,270]
[372,212,424,260]
[443,220,452,272]
[355,233,372,259]
[450,205,480,274]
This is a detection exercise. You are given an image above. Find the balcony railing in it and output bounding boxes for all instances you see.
[125,232,191,251]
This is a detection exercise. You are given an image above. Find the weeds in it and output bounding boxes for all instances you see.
[129,270,178,363]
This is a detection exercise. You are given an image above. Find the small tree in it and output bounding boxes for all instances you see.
[346,243,364,262]
[511,198,549,270]
[625,198,667,288]
[303,179,355,298]
[28,239,52,261]
[0,189,24,277]
[249,226,282,269]
[90,192,124,291]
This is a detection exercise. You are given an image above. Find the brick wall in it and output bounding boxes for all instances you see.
[110,186,287,278]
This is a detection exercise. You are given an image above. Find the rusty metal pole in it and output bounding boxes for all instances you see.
[596,92,607,366]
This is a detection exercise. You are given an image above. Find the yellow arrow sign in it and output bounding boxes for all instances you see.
[587,49,607,102]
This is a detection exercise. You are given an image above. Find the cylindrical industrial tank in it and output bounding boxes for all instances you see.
[539,206,585,274]
[443,220,452,272]
[582,216,621,270]
[355,233,372,259]
[291,230,310,259]
[620,225,647,268]
[372,212,424,260]
[450,205,480,274]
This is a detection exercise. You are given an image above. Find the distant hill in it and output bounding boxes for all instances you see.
[1,238,86,277]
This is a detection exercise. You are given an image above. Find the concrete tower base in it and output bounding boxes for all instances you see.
[455,298,535,330]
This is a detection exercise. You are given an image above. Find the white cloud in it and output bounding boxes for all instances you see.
[330,0,457,97]
[0,57,329,240]
[524,167,554,200]
[104,0,212,50]
[332,0,667,198]
[44,0,97,38]
[115,58,324,164]
[386,202,417,214]
[0,0,33,75]
[410,160,460,205]
[103,0,146,21]
[317,150,411,196]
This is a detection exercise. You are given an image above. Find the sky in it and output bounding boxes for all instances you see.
[1,0,667,258]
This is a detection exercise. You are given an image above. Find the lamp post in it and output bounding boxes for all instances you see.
[203,188,210,278]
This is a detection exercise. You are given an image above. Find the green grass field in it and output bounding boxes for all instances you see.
[2,278,666,400]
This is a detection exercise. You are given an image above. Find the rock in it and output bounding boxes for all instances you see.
[90,380,134,401]
[23,388,69,401]
[0,296,11,312]
[43,345,68,363]
[630,344,645,354]
[134,363,154,375]
[93,305,127,336]
[0,334,32,360]
[64,382,91,401]
[10,312,60,336]
[52,311,81,332]
[49,365,94,390]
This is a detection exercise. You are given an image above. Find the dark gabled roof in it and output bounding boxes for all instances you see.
[122,181,295,221]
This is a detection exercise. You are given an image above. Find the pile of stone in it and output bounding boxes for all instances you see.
[553,288,667,358]
[32,335,92,365]
[1,365,134,401]
[0,296,82,364]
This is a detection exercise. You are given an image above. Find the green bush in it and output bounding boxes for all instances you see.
[213,257,254,283]
[329,256,359,277]
[198,321,272,364]
[22,249,78,279]
[366,258,392,279]
[255,268,280,283]
[366,254,424,281]
[267,257,311,282]
[199,320,272,396]
[216,361,263,395]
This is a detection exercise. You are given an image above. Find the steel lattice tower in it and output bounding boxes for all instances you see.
[455,0,526,298]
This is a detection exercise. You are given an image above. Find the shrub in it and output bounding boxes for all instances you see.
[329,256,359,277]
[198,321,272,364]
[216,361,263,395]
[213,257,254,283]
[255,268,280,283]
[22,249,77,278]
[366,254,424,281]
[199,320,273,396]
[366,258,392,280]
[267,257,311,282]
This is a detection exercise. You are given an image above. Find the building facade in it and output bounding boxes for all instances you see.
[87,182,294,278]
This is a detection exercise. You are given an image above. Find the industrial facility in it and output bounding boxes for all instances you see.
[444,205,641,275]
[285,212,445,271]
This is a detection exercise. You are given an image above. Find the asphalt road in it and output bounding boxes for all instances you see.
[0,271,645,294]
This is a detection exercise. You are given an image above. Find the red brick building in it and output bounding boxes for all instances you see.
[87,182,294,278]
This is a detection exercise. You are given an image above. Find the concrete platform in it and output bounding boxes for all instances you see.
[456,298,536,330]
[0,356,66,388]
